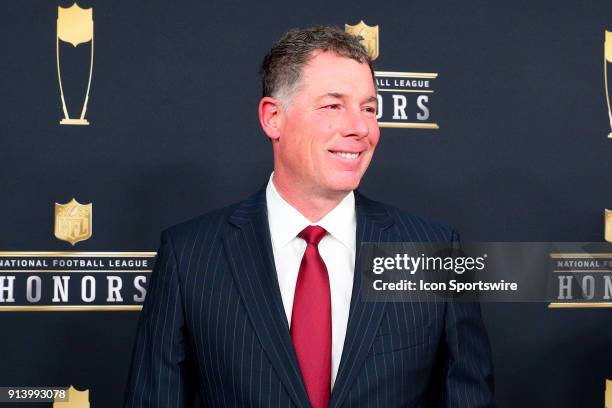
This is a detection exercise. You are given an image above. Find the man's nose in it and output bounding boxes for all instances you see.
[341,108,369,138]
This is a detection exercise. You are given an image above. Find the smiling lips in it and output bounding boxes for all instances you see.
[331,151,360,159]
[329,150,363,160]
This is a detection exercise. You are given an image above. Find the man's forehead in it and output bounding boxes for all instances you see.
[316,92,378,103]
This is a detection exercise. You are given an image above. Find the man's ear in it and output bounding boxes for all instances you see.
[258,97,284,141]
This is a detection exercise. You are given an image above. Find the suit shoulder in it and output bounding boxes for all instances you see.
[364,196,457,241]
[395,210,456,241]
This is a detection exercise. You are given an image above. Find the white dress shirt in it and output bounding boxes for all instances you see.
[265,173,356,388]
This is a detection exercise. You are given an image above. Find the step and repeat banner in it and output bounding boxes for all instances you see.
[1,0,611,406]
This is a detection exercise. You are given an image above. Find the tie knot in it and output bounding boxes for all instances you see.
[298,225,327,246]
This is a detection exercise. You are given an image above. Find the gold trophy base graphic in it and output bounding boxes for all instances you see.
[60,118,89,125]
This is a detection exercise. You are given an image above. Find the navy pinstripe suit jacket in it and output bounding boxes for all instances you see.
[124,188,495,407]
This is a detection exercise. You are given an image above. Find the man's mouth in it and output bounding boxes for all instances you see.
[329,151,361,160]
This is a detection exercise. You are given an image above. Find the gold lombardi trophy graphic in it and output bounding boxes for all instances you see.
[53,385,90,408]
[603,33,611,244]
[605,30,612,138]
[57,3,94,126]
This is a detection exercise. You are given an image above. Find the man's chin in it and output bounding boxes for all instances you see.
[322,177,362,196]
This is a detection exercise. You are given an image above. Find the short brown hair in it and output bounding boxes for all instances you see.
[260,25,375,105]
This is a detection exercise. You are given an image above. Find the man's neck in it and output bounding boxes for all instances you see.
[271,173,349,223]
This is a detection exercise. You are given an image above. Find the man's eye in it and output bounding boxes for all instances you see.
[323,104,341,110]
[363,106,376,113]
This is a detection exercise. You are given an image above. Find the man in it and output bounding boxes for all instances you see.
[124,26,495,407]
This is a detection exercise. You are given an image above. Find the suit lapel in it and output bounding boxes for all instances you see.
[222,188,311,408]
[329,191,394,408]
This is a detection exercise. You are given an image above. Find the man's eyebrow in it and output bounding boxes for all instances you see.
[317,93,378,103]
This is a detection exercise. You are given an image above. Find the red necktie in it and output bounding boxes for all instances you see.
[291,226,331,408]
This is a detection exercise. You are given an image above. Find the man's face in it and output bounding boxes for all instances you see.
[274,51,380,198]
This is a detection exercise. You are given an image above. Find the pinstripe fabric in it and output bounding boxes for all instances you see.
[124,188,495,407]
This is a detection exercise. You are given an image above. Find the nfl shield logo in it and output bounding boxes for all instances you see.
[606,209,612,243]
[54,198,92,245]
[345,20,379,60]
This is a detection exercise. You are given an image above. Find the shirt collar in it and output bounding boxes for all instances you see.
[266,173,356,250]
